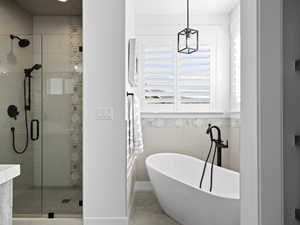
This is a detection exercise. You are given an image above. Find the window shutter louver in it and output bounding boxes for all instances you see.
[177,44,212,112]
[141,41,176,112]
[140,39,214,113]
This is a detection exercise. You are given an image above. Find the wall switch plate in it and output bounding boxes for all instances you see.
[96,107,114,120]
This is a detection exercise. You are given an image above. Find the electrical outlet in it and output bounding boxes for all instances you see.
[96,107,114,120]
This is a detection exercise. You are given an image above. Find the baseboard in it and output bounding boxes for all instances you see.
[134,181,153,191]
[14,217,128,225]
[84,217,128,225]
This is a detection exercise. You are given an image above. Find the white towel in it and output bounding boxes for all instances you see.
[132,95,144,154]
[127,94,144,155]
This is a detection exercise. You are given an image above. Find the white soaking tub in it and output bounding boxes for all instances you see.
[146,153,240,225]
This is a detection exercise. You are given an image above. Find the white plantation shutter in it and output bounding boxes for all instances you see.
[141,40,176,112]
[140,39,215,112]
[231,35,241,111]
[177,44,214,112]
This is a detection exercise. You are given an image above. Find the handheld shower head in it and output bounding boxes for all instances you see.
[32,64,42,70]
[206,124,214,141]
[24,64,42,77]
[206,124,212,134]
[10,34,31,48]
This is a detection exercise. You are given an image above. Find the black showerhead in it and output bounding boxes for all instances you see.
[25,64,42,77]
[10,34,31,48]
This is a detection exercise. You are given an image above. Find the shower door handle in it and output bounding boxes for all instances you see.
[31,119,40,141]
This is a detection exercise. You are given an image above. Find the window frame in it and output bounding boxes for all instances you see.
[230,33,241,112]
[137,34,219,114]
[230,6,241,113]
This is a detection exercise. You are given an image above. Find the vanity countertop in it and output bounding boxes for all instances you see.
[0,165,20,185]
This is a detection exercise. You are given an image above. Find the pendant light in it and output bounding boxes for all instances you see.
[177,0,199,54]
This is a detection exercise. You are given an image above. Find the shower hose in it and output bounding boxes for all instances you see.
[11,78,29,154]
[199,140,218,192]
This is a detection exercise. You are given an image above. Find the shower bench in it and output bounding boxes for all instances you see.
[0,165,20,225]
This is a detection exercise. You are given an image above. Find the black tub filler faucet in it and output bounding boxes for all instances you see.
[206,124,229,167]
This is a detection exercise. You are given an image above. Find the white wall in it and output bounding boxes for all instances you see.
[258,0,283,223]
[241,0,283,225]
[240,1,259,223]
[83,0,127,224]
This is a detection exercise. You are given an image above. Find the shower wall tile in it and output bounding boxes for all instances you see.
[229,118,240,171]
[137,117,239,181]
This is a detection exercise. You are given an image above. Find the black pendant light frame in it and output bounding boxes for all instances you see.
[177,0,199,54]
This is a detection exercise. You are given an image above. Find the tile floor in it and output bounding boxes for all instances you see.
[130,191,180,225]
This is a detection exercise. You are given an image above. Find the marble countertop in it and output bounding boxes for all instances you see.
[0,165,20,185]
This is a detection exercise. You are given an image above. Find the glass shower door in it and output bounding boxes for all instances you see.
[0,34,43,216]
[42,33,82,217]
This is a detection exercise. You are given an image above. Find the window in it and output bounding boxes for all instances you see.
[139,38,216,113]
[230,5,241,112]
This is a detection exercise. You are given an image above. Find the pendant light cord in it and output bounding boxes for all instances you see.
[187,0,190,29]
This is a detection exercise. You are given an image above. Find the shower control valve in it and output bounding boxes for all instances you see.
[7,105,19,120]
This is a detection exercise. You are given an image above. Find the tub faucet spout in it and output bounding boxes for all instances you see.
[206,124,228,167]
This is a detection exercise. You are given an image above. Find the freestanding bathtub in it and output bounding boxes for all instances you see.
[146,153,240,225]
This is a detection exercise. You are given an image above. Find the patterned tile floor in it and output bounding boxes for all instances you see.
[130,191,181,225]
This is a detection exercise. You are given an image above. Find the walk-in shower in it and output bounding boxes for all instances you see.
[0,0,83,220]
[0,32,83,218]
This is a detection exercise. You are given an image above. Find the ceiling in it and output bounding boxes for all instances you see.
[14,0,238,16]
[135,0,240,15]
[15,0,82,16]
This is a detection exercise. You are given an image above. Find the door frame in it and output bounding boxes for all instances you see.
[241,0,284,225]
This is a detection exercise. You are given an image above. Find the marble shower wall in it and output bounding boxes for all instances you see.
[137,117,240,181]
[229,117,240,171]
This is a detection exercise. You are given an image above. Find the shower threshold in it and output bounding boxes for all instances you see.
[13,217,82,225]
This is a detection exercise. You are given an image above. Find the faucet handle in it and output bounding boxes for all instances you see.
[218,140,229,148]
[223,140,229,148]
